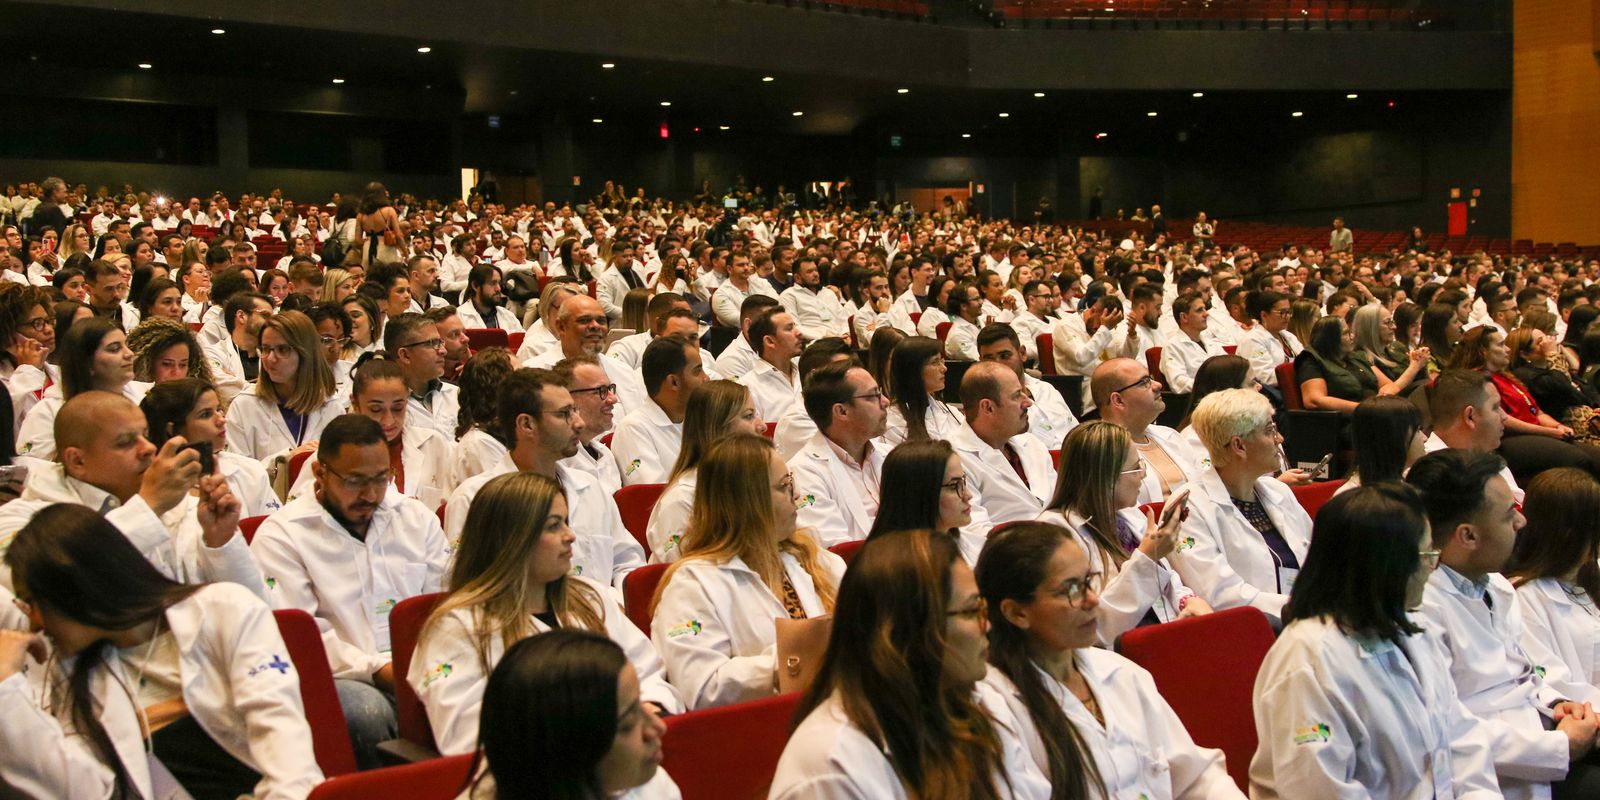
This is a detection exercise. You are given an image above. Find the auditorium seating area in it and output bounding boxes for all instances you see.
[980,0,1457,29]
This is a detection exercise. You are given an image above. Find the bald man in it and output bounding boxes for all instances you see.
[522,294,649,421]
[1090,357,1205,505]
[0,391,263,602]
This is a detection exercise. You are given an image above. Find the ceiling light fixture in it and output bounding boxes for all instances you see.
[1291,111,1304,117]
[719,125,730,130]
[1034,92,1046,98]
[762,76,774,82]
[660,101,671,106]
[210,28,225,34]
[138,63,153,69]
[331,77,345,84]
[897,88,909,94]
[1095,132,1109,139]
[601,62,615,69]
[592,118,603,123]
[1147,111,1158,117]
[961,133,972,138]
[1191,91,1204,98]
[792,111,804,116]
[1346,93,1359,99]
[997,112,1010,118]
[416,46,432,53]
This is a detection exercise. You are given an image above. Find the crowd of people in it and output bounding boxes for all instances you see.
[2,173,1600,798]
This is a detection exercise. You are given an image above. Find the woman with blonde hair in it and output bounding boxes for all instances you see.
[1037,421,1210,645]
[650,434,845,710]
[644,380,765,561]
[322,267,358,303]
[224,310,344,462]
[409,471,681,755]
[620,287,652,334]
[56,222,92,264]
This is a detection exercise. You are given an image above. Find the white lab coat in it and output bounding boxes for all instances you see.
[610,402,683,487]
[790,433,883,549]
[769,682,1053,800]
[250,489,449,682]
[1516,578,1600,697]
[407,574,682,756]
[454,301,524,333]
[0,582,324,800]
[1419,567,1576,799]
[1134,424,1207,505]
[0,464,265,603]
[645,470,695,563]
[445,456,645,590]
[948,426,1055,526]
[597,263,651,322]
[218,449,282,518]
[1037,507,1198,646]
[224,392,346,463]
[1022,373,1079,451]
[563,438,623,496]
[944,316,982,362]
[1423,432,1525,504]
[1238,326,1303,388]
[449,428,506,488]
[739,360,801,424]
[286,425,456,509]
[1051,312,1134,411]
[650,551,845,710]
[850,302,891,349]
[880,397,967,448]
[984,653,1242,800]
[915,306,949,340]
[1250,615,1502,800]
[714,335,757,379]
[203,337,252,405]
[711,280,776,329]
[4,362,55,432]
[15,381,151,461]
[407,382,461,444]
[773,401,819,461]
[887,289,924,335]
[513,321,560,363]
[1166,467,1311,619]
[1009,311,1052,363]
[780,285,849,342]
[1160,332,1229,394]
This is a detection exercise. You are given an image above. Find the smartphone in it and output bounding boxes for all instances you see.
[1159,487,1192,527]
[182,441,216,475]
[1311,453,1333,480]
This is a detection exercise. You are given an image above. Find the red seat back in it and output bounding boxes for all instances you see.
[935,321,951,342]
[763,421,777,439]
[240,515,268,545]
[662,693,802,800]
[1291,479,1345,519]
[614,483,667,551]
[1145,346,1166,384]
[1138,501,1164,522]
[623,563,671,634]
[188,321,204,332]
[463,328,508,352]
[1118,606,1275,792]
[1222,344,1237,355]
[306,753,475,800]
[289,449,314,488]
[909,311,922,327]
[389,593,446,751]
[1037,333,1056,375]
[827,539,865,565]
[506,331,525,352]
[272,609,359,777]
[1275,362,1303,409]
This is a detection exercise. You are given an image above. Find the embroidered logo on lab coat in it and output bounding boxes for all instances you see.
[1535,665,1547,678]
[264,576,277,590]
[667,620,703,638]
[796,494,815,510]
[421,662,454,688]
[247,654,293,678]
[1292,723,1332,745]
[1176,536,1196,551]
[624,458,642,476]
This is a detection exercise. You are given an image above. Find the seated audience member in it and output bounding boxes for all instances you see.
[1250,483,1500,799]
[883,336,965,445]
[710,251,777,329]
[738,307,805,422]
[1161,290,1229,394]
[1408,449,1600,798]
[612,335,706,486]
[445,369,644,588]
[1421,301,1462,376]
[453,347,514,485]
[646,381,764,562]
[410,472,681,756]
[1509,469,1600,701]
[869,439,989,564]
[455,264,524,332]
[1092,357,1202,503]
[554,352,623,494]
[771,338,855,459]
[514,280,580,362]
[1176,354,1253,448]
[224,310,344,463]
[1237,290,1301,391]
[770,529,1051,800]
[341,293,383,359]
[286,354,456,506]
[464,630,679,799]
[714,294,782,379]
[865,326,905,393]
[1051,282,1132,413]
[610,293,684,367]
[426,305,471,382]
[1295,315,1379,412]
[1006,279,1056,364]
[1169,389,1313,619]
[203,290,273,403]
[127,316,212,385]
[977,522,1239,800]
[1037,421,1210,644]
[943,280,984,361]
[1351,303,1430,393]
[913,276,955,340]
[384,312,460,442]
[780,254,849,342]
[949,361,1055,526]
[1450,326,1600,462]
[135,277,184,322]
[1426,368,1596,498]
[249,414,449,769]
[1331,396,1426,498]
[650,434,845,710]
[849,269,894,348]
[595,240,649,324]
[522,294,649,419]
[1508,327,1600,446]
[322,267,357,304]
[789,361,889,548]
[0,505,323,799]
[976,323,1079,450]
[141,378,280,518]
[306,301,355,401]
[16,318,151,461]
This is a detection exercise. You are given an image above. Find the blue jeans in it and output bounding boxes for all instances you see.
[335,678,398,771]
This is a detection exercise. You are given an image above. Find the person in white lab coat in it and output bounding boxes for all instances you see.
[385,312,461,443]
[1037,421,1211,645]
[224,310,345,464]
[462,630,681,800]
[709,251,777,329]
[975,324,1079,451]
[454,263,524,332]
[15,317,151,461]
[1408,449,1600,799]
[650,434,844,710]
[976,521,1243,800]
[779,255,849,342]
[1236,290,1302,390]
[868,439,991,565]
[513,281,579,363]
[882,336,967,446]
[770,529,1052,800]
[645,381,765,562]
[0,504,323,800]
[943,280,985,362]
[611,336,705,486]
[1167,389,1312,621]
[1161,291,1230,395]
[789,362,888,549]
[1051,284,1132,414]
[949,361,1055,527]
[250,414,450,769]
[553,352,624,494]
[139,377,281,518]
[1093,357,1205,505]
[737,307,804,423]
[451,347,515,486]
[284,355,456,508]
[1508,469,1600,695]
[1250,482,1503,799]
[711,294,780,381]
[595,240,650,324]
[522,295,649,422]
[202,291,274,405]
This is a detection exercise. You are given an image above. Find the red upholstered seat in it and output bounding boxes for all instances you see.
[1291,478,1345,519]
[623,562,671,634]
[935,321,951,342]
[463,328,508,351]
[306,753,474,799]
[388,593,446,754]
[506,331,525,352]
[1145,346,1166,384]
[272,609,359,777]
[827,539,865,564]
[240,515,267,545]
[1275,362,1302,409]
[1036,333,1056,374]
[614,483,666,551]
[662,692,802,800]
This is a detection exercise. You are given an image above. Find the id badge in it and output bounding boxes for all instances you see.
[1277,566,1300,595]
[370,598,397,655]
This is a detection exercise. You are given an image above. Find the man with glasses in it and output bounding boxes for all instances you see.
[554,354,623,494]
[1091,357,1204,504]
[385,312,459,441]
[308,302,355,402]
[1238,289,1302,391]
[1008,279,1056,365]
[611,335,706,487]
[250,415,449,769]
[949,361,1055,527]
[943,280,985,362]
[789,361,889,547]
[524,294,648,422]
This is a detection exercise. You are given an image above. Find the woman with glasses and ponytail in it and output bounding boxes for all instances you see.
[976,521,1243,800]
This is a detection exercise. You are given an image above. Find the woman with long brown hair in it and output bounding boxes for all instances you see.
[223,310,344,462]
[644,380,765,562]
[1508,468,1600,693]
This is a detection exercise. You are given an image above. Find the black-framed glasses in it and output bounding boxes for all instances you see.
[21,316,51,332]
[321,463,392,492]
[570,383,618,398]
[1112,375,1154,394]
[399,338,444,351]
[940,475,968,494]
[852,390,885,403]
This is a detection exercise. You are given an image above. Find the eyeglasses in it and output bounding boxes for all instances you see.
[852,390,885,404]
[399,338,444,351]
[1120,459,1148,476]
[946,596,987,622]
[318,335,351,347]
[1112,375,1154,394]
[21,316,51,332]
[1051,572,1105,607]
[1418,549,1442,570]
[940,475,968,495]
[569,383,618,398]
[321,463,393,492]
[258,344,297,359]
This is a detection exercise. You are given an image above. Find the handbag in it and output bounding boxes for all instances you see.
[774,615,833,695]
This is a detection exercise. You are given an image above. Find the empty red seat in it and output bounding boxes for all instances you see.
[662,693,802,800]
[615,483,667,551]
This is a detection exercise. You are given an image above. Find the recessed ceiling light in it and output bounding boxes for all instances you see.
[997,112,1010,118]
[1291,111,1304,117]
[792,111,804,117]
[416,46,432,53]
[1191,91,1204,98]
[1346,93,1359,99]
[719,125,730,130]
[1095,132,1109,139]
[601,62,615,69]
[897,88,909,94]
[509,90,518,96]
[1388,100,1396,107]
[961,133,972,138]
[762,76,774,82]
[1033,92,1046,98]
[138,63,153,70]
[592,118,603,123]
[660,101,671,106]
[1147,111,1158,117]
[210,28,225,35]
[331,78,345,84]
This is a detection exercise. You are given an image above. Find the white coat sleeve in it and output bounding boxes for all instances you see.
[193,529,270,604]
[644,482,692,564]
[1052,320,1118,375]
[210,584,325,799]
[792,462,852,550]
[711,288,741,328]
[596,272,626,321]
[650,571,776,711]
[1091,549,1177,646]
[407,610,489,756]
[611,425,669,488]
[0,673,123,798]
[14,399,56,460]
[250,525,388,682]
[599,588,683,715]
[1250,661,1370,798]
[1518,593,1600,707]
[946,324,979,362]
[1161,343,1198,394]
[1167,512,1287,619]
[1239,334,1279,386]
